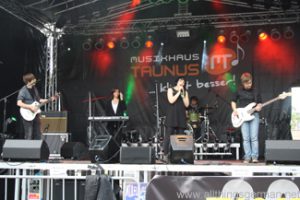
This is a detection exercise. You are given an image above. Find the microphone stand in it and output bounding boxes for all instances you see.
[0,89,20,133]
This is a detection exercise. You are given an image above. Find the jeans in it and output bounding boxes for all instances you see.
[241,112,259,160]
[22,114,41,140]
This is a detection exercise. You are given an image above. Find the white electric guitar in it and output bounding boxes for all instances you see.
[20,93,60,121]
[231,92,291,128]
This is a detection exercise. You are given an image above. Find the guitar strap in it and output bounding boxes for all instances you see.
[26,86,40,102]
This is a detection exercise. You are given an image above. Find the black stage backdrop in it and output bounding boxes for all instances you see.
[59,26,300,152]
[0,10,46,138]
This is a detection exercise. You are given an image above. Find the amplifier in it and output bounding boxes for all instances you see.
[42,133,69,158]
[40,111,67,133]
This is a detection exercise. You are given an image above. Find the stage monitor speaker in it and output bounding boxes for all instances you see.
[89,135,119,163]
[120,146,154,164]
[40,111,67,133]
[2,139,49,161]
[265,140,300,163]
[60,142,88,160]
[170,135,194,164]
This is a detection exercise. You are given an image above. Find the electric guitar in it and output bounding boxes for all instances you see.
[231,92,291,128]
[20,93,60,121]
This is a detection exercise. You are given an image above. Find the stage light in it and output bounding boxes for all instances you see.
[107,39,116,49]
[82,38,92,51]
[283,26,294,39]
[258,30,268,41]
[230,31,239,43]
[217,30,226,44]
[202,143,208,152]
[131,36,141,48]
[145,35,154,48]
[120,37,129,49]
[270,28,281,41]
[94,38,105,50]
[213,140,219,152]
[240,30,251,43]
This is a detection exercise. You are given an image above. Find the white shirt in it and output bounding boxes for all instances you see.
[112,101,118,114]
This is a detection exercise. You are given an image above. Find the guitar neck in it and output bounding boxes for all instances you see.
[249,96,280,114]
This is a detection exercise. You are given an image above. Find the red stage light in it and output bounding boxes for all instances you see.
[217,35,226,43]
[145,40,154,48]
[259,32,268,41]
[107,41,115,49]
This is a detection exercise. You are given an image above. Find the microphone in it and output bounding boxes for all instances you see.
[180,89,185,98]
[44,124,50,133]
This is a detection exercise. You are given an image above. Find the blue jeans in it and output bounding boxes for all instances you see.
[241,112,259,160]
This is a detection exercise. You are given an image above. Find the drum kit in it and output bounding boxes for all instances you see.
[185,105,218,142]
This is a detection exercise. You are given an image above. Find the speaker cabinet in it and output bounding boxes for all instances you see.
[42,133,69,158]
[170,135,194,164]
[120,146,154,164]
[89,135,119,163]
[53,180,85,200]
[265,140,300,163]
[60,142,88,160]
[40,111,67,133]
[2,139,49,161]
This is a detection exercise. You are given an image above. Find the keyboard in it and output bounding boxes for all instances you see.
[88,116,129,121]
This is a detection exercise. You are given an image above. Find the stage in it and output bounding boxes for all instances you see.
[1,159,300,200]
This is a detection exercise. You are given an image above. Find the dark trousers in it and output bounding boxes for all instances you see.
[22,115,41,140]
[163,127,184,155]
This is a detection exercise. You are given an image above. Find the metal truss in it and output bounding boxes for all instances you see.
[64,9,300,35]
[0,0,53,35]
[44,24,60,111]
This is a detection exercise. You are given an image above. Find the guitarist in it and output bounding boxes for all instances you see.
[231,72,262,163]
[17,73,54,140]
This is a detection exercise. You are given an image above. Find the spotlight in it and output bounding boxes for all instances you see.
[107,38,116,49]
[270,28,281,41]
[145,35,154,48]
[258,29,268,41]
[82,38,92,51]
[217,30,226,44]
[283,26,294,39]
[202,143,208,152]
[94,38,104,50]
[229,31,239,43]
[131,36,141,48]
[240,30,251,43]
[120,37,129,49]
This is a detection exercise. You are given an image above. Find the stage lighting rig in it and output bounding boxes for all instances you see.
[82,38,92,51]
[229,31,239,44]
[240,30,251,43]
[270,28,281,41]
[94,38,105,50]
[131,36,141,48]
[120,37,129,49]
[283,26,294,39]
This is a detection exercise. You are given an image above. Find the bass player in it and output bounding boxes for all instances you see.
[231,72,262,163]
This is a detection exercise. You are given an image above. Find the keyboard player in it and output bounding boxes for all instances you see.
[105,88,127,162]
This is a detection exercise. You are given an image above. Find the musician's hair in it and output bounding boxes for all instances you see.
[190,96,199,103]
[111,88,120,99]
[175,76,186,85]
[240,72,252,83]
[23,73,36,84]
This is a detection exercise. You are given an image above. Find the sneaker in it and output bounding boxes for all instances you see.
[252,159,259,163]
[243,160,250,164]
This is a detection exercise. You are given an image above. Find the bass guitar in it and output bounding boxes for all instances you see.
[20,93,60,121]
[231,92,291,128]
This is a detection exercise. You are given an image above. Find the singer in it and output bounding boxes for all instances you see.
[164,76,189,162]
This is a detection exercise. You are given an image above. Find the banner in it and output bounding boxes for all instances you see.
[146,176,300,200]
